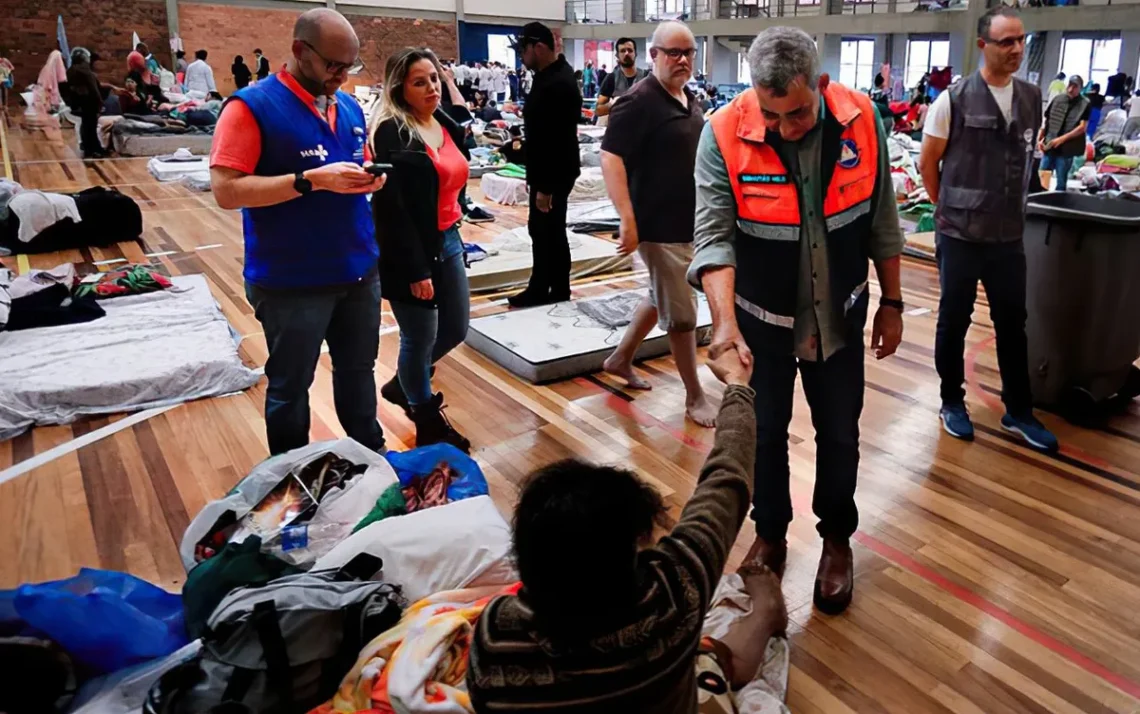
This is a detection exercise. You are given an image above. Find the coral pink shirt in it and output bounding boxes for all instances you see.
[426,130,469,231]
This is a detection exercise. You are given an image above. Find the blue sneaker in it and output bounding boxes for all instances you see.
[940,404,975,441]
[1001,412,1059,452]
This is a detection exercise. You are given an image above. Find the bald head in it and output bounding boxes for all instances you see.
[649,20,696,89]
[291,8,361,95]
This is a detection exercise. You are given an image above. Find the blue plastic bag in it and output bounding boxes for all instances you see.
[385,443,489,502]
[7,568,188,673]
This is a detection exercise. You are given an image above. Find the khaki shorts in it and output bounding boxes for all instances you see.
[638,242,698,333]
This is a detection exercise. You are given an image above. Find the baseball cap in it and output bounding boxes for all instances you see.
[511,22,556,51]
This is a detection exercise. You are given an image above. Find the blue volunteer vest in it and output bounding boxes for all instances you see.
[235,75,378,289]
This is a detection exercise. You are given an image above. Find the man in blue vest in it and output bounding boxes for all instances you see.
[210,8,388,455]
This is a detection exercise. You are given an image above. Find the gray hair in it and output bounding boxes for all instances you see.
[746,27,820,96]
[70,47,92,64]
[650,20,693,49]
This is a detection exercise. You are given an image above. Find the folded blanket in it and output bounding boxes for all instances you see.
[311,583,521,714]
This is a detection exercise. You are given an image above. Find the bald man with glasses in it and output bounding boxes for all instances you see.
[600,21,718,427]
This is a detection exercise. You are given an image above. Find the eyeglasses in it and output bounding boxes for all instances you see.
[655,47,696,60]
[985,34,1026,49]
[301,40,364,75]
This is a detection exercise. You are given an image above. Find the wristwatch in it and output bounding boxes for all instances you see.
[880,297,904,311]
[293,172,313,195]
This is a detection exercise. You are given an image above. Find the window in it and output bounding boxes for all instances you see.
[840,39,876,91]
[1060,36,1121,90]
[905,38,949,88]
[487,35,516,69]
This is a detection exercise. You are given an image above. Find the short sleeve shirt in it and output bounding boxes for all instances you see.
[601,74,704,244]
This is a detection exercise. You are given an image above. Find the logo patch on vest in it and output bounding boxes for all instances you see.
[838,139,860,169]
[300,144,329,162]
[739,173,789,185]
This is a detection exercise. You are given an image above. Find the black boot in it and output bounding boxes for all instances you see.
[380,368,435,419]
[410,392,471,453]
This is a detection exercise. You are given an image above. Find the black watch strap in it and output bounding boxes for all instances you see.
[880,297,904,311]
[293,172,313,195]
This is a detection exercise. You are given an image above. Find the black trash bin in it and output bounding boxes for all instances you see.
[1024,192,1140,420]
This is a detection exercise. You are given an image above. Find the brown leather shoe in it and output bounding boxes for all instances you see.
[813,538,853,615]
[742,536,788,578]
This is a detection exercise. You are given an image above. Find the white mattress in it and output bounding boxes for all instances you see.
[0,274,261,440]
[467,228,631,293]
[465,289,712,383]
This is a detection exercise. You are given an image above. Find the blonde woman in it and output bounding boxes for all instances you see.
[371,47,473,452]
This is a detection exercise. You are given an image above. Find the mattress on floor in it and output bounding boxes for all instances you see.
[467,227,631,293]
[566,199,621,233]
[0,274,261,441]
[113,129,214,157]
[465,289,712,383]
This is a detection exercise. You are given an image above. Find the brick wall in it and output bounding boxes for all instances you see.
[0,0,169,95]
[177,4,457,94]
[346,15,457,85]
[178,3,298,96]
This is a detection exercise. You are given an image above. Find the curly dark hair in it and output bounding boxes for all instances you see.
[511,459,668,633]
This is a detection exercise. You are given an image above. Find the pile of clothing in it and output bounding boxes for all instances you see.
[1,439,518,714]
[0,181,143,255]
[0,263,174,333]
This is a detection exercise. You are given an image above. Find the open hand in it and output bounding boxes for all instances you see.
[617,218,639,256]
[871,305,903,360]
[410,279,435,301]
[306,162,385,195]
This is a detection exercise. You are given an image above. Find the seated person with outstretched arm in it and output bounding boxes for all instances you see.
[467,344,789,714]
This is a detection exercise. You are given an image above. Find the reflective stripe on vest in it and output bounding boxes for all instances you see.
[709,83,880,236]
[735,279,866,331]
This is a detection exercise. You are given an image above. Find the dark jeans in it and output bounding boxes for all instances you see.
[525,187,572,298]
[79,103,101,155]
[934,233,1032,415]
[246,274,385,455]
[744,331,865,542]
[390,228,470,406]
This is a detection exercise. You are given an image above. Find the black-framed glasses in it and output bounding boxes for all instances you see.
[301,40,364,75]
[655,47,696,60]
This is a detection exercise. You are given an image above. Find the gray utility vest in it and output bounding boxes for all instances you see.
[611,67,648,97]
[937,71,1042,243]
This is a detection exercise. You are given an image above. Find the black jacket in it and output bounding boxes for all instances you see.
[372,107,471,307]
[523,55,581,194]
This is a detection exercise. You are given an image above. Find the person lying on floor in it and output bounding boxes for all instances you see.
[467,343,789,713]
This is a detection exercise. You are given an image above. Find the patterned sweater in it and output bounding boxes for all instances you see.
[466,385,757,713]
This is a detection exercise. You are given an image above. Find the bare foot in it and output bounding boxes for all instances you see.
[685,395,717,428]
[602,354,652,390]
[716,566,788,688]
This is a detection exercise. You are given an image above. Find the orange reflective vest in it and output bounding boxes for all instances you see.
[708,82,879,351]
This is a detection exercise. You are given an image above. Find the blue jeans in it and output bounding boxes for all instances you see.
[246,274,385,455]
[1040,153,1075,191]
[390,227,470,406]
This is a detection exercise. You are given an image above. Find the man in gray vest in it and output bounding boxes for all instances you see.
[1037,74,1090,191]
[919,6,1059,451]
[595,37,648,122]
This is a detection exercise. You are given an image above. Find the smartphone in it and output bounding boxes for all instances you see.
[367,163,393,176]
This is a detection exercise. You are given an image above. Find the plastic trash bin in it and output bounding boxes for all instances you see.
[1023,192,1140,417]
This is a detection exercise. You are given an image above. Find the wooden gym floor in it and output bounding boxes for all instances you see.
[2,118,1140,714]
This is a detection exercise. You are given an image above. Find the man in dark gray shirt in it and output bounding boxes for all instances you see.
[595,37,648,121]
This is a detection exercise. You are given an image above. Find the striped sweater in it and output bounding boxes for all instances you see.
[466,385,757,713]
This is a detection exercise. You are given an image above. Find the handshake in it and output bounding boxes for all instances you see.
[706,340,753,387]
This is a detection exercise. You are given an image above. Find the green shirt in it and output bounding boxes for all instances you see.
[688,99,904,361]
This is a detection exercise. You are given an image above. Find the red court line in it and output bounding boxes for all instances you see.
[853,529,1140,701]
[573,377,709,451]
[964,335,1134,476]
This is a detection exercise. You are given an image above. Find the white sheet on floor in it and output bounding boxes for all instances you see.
[466,227,631,293]
[480,172,529,205]
[9,190,81,243]
[570,167,607,201]
[0,274,261,441]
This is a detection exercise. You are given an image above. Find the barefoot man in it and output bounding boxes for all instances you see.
[688,27,904,615]
[600,21,716,426]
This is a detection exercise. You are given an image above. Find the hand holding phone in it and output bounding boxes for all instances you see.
[367,163,393,177]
